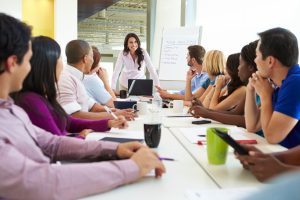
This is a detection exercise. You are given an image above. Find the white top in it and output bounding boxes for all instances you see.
[57,64,96,114]
[111,48,160,90]
[82,73,112,105]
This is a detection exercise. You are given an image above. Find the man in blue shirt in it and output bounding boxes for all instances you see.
[156,45,208,100]
[177,72,208,95]
[245,27,300,148]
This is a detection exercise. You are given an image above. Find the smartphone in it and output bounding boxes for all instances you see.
[214,129,249,155]
[192,120,211,125]
[100,137,143,143]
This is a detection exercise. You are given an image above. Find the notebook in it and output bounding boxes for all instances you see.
[100,137,144,143]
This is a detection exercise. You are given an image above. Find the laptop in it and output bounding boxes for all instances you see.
[128,79,153,96]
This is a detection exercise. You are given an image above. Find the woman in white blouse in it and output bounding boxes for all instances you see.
[111,33,160,93]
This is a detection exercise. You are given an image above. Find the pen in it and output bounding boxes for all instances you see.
[103,105,118,119]
[197,140,206,145]
[159,157,176,161]
[197,134,206,137]
[236,140,257,144]
[127,80,136,98]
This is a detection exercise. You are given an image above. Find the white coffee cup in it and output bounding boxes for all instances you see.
[133,102,148,115]
[169,100,184,113]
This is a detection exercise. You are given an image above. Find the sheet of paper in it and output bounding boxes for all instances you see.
[107,128,143,137]
[179,126,250,144]
[86,128,144,141]
[179,127,207,144]
[184,187,258,200]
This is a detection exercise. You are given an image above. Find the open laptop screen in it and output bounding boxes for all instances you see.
[128,79,153,96]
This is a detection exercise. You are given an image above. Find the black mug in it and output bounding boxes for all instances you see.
[119,90,127,99]
[144,123,161,148]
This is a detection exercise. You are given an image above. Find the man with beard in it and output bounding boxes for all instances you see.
[156,45,208,100]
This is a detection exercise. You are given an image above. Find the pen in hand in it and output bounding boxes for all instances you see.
[159,157,176,161]
[104,105,118,119]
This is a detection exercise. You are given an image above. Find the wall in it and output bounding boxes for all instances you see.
[22,0,54,38]
[54,0,77,62]
[0,0,22,19]
[151,0,183,90]
[152,0,181,68]
[0,0,77,62]
[196,0,300,57]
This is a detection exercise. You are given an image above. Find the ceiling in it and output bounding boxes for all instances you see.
[78,0,120,22]
[78,0,147,53]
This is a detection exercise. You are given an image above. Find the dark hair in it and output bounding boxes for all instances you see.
[91,46,101,70]
[258,27,298,67]
[66,39,91,64]
[241,40,258,71]
[16,36,67,126]
[123,33,144,70]
[0,13,32,74]
[219,53,243,101]
[188,45,206,64]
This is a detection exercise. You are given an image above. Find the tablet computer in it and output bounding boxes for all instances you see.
[214,129,249,155]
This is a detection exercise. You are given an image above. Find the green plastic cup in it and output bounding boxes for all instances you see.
[206,127,229,165]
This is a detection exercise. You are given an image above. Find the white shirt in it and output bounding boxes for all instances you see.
[111,48,160,90]
[57,64,96,114]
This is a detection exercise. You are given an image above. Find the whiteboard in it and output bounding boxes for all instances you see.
[158,26,202,81]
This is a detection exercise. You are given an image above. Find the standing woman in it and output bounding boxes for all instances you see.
[111,33,160,93]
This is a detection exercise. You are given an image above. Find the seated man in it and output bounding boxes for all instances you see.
[83,46,116,108]
[0,13,165,199]
[245,27,300,148]
[57,39,135,120]
[156,45,208,100]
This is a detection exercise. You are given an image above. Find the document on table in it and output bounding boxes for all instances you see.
[106,128,143,138]
[184,187,258,200]
[179,127,207,144]
[179,126,251,144]
[86,128,144,141]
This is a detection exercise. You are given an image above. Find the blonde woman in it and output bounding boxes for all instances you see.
[186,50,225,102]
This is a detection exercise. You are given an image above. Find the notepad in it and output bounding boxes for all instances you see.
[100,137,144,143]
[179,126,257,145]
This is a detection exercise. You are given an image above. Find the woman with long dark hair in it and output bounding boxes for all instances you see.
[111,33,160,93]
[14,36,127,138]
[204,53,247,115]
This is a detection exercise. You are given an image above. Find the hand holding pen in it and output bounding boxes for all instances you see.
[108,115,128,129]
[104,106,128,129]
[104,106,118,119]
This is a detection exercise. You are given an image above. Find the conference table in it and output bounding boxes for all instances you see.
[82,107,286,199]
